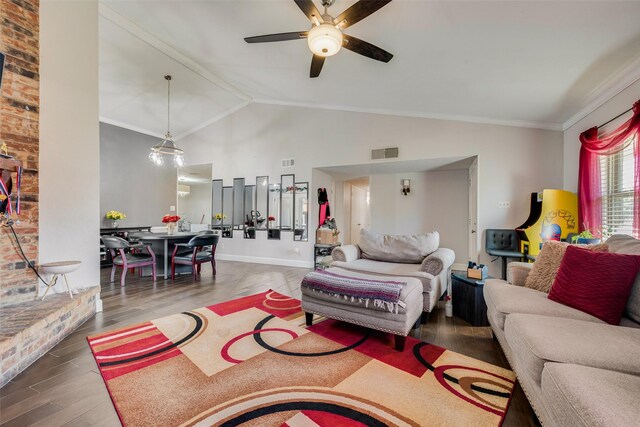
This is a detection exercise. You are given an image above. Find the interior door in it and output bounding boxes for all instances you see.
[350,186,369,245]
[469,158,478,262]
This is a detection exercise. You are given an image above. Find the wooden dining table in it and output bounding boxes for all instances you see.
[135,231,200,279]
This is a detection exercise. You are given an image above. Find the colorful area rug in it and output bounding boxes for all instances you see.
[88,290,516,426]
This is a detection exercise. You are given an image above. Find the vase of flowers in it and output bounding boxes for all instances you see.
[213,213,226,226]
[105,210,126,228]
[162,214,181,235]
[268,215,276,228]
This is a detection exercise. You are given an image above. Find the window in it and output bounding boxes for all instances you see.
[599,137,636,237]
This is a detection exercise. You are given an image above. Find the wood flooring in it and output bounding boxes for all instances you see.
[0,261,536,426]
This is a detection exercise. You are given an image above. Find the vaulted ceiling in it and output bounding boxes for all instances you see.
[99,0,640,139]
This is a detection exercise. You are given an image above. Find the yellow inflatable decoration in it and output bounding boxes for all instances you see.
[516,189,578,257]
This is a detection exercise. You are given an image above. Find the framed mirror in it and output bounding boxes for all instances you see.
[294,182,308,241]
[177,164,212,232]
[244,185,256,239]
[281,174,294,233]
[255,176,268,231]
[222,186,233,238]
[211,179,223,231]
[232,178,245,230]
[268,180,281,240]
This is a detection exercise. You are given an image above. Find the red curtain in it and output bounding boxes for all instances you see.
[578,100,640,238]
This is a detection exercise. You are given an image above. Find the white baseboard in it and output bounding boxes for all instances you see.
[216,254,314,269]
[96,298,103,313]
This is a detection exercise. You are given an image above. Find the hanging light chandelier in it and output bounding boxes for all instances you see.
[149,75,185,167]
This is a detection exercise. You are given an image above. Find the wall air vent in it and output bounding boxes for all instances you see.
[370,147,399,161]
[281,158,295,167]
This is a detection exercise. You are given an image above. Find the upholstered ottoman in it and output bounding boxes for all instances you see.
[301,267,424,351]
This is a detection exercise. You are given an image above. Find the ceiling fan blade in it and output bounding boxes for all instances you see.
[294,0,322,22]
[310,54,325,78]
[334,0,392,30]
[244,31,308,43]
[343,34,393,62]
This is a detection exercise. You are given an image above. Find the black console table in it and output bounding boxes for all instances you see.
[451,272,492,326]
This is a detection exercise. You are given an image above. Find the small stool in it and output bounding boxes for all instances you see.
[39,261,81,300]
[301,267,424,351]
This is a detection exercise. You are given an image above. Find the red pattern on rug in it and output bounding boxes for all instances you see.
[88,290,516,427]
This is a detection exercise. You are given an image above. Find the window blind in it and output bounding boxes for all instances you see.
[599,137,636,236]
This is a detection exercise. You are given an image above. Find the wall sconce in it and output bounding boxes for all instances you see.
[402,179,410,196]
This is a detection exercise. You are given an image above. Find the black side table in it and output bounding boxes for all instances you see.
[314,243,341,268]
[451,272,492,326]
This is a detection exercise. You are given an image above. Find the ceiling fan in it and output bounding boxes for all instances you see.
[244,0,393,78]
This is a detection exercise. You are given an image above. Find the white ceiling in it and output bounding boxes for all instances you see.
[99,0,640,138]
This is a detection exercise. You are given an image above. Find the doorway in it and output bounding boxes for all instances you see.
[348,178,370,245]
[468,157,478,263]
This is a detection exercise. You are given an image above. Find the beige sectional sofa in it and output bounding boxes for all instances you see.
[484,234,640,426]
[331,230,456,323]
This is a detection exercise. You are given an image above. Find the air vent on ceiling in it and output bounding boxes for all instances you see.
[370,147,399,161]
[281,158,295,168]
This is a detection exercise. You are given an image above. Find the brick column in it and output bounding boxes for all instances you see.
[0,0,40,305]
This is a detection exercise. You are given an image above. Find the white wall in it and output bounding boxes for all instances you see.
[563,79,640,192]
[100,123,177,227]
[40,0,100,291]
[369,170,469,265]
[181,103,563,275]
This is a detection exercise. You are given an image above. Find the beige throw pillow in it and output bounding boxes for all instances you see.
[359,229,439,264]
[524,241,609,293]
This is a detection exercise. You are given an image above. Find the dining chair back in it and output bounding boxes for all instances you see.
[171,234,219,280]
[102,235,156,286]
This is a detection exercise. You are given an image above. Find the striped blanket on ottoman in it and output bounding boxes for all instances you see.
[301,269,407,313]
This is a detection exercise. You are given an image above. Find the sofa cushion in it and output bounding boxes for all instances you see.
[542,363,640,427]
[619,317,640,329]
[548,245,640,325]
[331,259,436,293]
[606,234,640,323]
[504,313,640,385]
[483,279,604,331]
[507,262,533,287]
[358,229,439,263]
[524,241,608,293]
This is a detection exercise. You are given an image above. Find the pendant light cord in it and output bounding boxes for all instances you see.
[165,75,172,135]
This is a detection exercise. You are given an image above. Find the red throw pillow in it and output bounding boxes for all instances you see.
[548,245,640,325]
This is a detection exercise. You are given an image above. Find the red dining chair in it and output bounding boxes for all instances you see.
[102,236,157,286]
[171,234,219,280]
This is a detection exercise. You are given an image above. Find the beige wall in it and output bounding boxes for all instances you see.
[369,170,469,266]
[181,103,563,275]
[40,0,100,291]
[563,79,640,192]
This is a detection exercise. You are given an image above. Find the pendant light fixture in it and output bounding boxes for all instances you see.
[149,75,185,167]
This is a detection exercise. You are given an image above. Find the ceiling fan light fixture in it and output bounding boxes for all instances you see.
[307,23,343,57]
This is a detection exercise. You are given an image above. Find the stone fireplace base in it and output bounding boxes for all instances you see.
[0,286,99,387]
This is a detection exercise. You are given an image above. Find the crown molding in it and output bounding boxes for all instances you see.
[174,101,251,141]
[99,117,165,139]
[252,98,563,131]
[562,57,640,131]
[99,3,251,103]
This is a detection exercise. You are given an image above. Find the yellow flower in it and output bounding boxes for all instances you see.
[105,210,126,220]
